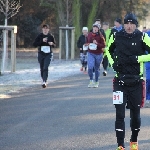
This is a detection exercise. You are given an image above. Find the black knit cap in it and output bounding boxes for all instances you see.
[124,13,138,26]
[115,18,122,24]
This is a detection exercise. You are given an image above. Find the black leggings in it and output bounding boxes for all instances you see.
[38,52,51,82]
[102,55,108,70]
[113,78,143,146]
[115,104,141,146]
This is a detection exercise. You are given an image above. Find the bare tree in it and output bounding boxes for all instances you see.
[0,0,22,73]
[0,0,22,25]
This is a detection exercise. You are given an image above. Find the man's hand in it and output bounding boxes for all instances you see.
[80,48,82,50]
[93,40,97,44]
[140,98,145,108]
[43,37,47,42]
[48,42,54,45]
[84,43,89,46]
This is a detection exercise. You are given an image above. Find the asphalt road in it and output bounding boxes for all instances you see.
[0,69,150,150]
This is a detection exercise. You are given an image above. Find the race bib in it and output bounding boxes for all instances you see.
[83,45,88,51]
[41,46,51,53]
[113,91,123,104]
[89,43,97,50]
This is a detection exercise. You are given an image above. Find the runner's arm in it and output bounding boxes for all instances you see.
[106,33,116,66]
[97,36,105,50]
[138,33,150,62]
[77,36,82,48]
[48,34,56,47]
[33,35,43,47]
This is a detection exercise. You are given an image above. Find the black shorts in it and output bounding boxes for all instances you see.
[113,77,145,109]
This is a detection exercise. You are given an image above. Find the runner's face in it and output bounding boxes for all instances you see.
[102,25,109,31]
[114,21,120,28]
[95,21,101,28]
[42,27,49,35]
[82,30,88,35]
[93,27,99,33]
[124,22,136,34]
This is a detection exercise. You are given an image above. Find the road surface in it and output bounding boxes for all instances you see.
[0,69,150,150]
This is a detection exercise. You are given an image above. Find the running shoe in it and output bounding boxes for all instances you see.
[88,80,94,88]
[80,67,83,71]
[116,146,125,150]
[130,142,138,150]
[42,82,47,88]
[94,82,99,88]
[103,71,107,76]
[83,71,87,74]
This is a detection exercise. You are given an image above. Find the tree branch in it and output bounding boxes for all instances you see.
[0,0,6,14]
[0,0,5,8]
[0,5,5,13]
[0,0,22,20]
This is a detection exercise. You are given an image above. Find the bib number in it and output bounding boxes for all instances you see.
[89,43,97,50]
[41,46,51,53]
[83,45,88,51]
[113,91,123,104]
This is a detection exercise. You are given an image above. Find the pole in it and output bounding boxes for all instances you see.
[1,30,7,73]
[5,0,8,70]
[1,0,8,73]
[66,25,69,60]
[65,0,69,60]
[11,30,16,72]
[59,29,62,59]
[71,28,75,59]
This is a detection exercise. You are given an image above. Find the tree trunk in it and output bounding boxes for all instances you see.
[87,0,100,29]
[56,0,66,26]
[72,0,81,57]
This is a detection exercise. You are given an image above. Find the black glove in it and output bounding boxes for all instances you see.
[112,63,122,72]
[128,55,138,63]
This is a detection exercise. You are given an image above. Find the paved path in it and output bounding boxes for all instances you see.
[0,70,150,150]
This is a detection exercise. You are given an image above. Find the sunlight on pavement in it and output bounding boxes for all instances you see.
[0,94,11,99]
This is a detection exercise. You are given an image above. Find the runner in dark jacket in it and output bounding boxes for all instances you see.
[109,18,123,38]
[33,24,55,88]
[102,22,111,76]
[106,13,150,150]
[77,27,88,72]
